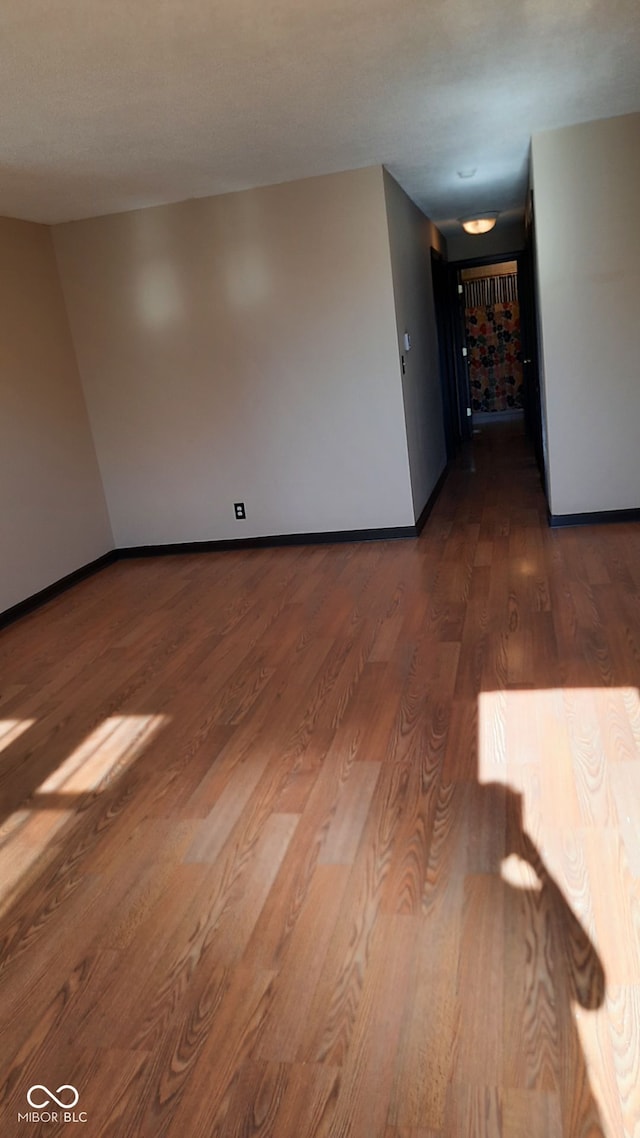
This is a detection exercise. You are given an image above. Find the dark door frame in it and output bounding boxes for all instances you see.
[430,247,462,459]
[443,247,546,484]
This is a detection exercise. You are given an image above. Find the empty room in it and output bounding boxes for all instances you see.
[1,3,640,1137]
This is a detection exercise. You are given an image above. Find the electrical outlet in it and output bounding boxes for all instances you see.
[234,502,246,520]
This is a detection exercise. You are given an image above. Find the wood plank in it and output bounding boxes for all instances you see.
[606,985,640,1138]
[319,760,380,865]
[0,420,638,1136]
[444,1085,503,1138]
[502,1089,562,1138]
[254,864,350,1063]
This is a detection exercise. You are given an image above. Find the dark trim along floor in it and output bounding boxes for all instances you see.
[1,493,445,630]
[549,507,640,528]
[118,524,416,560]
[415,464,448,534]
[1,466,456,630]
[0,551,119,629]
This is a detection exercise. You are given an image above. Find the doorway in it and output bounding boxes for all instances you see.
[459,260,523,423]
[437,245,545,492]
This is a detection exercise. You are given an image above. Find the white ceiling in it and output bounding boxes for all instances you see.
[1,0,639,232]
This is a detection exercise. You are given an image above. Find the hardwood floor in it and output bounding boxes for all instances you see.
[1,420,639,1136]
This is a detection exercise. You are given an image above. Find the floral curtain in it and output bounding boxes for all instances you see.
[464,274,523,413]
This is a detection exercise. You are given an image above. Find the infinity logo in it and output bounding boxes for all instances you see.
[27,1085,80,1109]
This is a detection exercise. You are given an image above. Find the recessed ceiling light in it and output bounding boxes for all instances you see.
[457,168,477,179]
[460,213,498,235]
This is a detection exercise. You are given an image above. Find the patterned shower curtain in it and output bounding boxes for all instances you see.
[464,273,523,413]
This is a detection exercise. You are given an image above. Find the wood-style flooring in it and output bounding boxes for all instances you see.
[1,421,640,1137]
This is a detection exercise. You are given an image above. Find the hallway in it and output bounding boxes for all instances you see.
[0,422,639,1136]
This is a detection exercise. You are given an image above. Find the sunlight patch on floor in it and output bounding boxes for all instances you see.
[500,852,542,891]
[479,686,640,1138]
[38,713,169,795]
[0,713,170,918]
[0,717,36,754]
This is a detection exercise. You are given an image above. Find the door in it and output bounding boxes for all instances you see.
[518,198,546,484]
[448,264,473,441]
[431,248,466,456]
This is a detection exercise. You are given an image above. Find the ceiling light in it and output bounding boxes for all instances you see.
[460,214,498,235]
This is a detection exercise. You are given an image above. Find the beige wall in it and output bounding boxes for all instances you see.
[382,170,447,519]
[53,167,415,546]
[0,218,113,613]
[531,113,640,516]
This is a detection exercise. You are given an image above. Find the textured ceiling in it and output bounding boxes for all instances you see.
[1,0,639,231]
